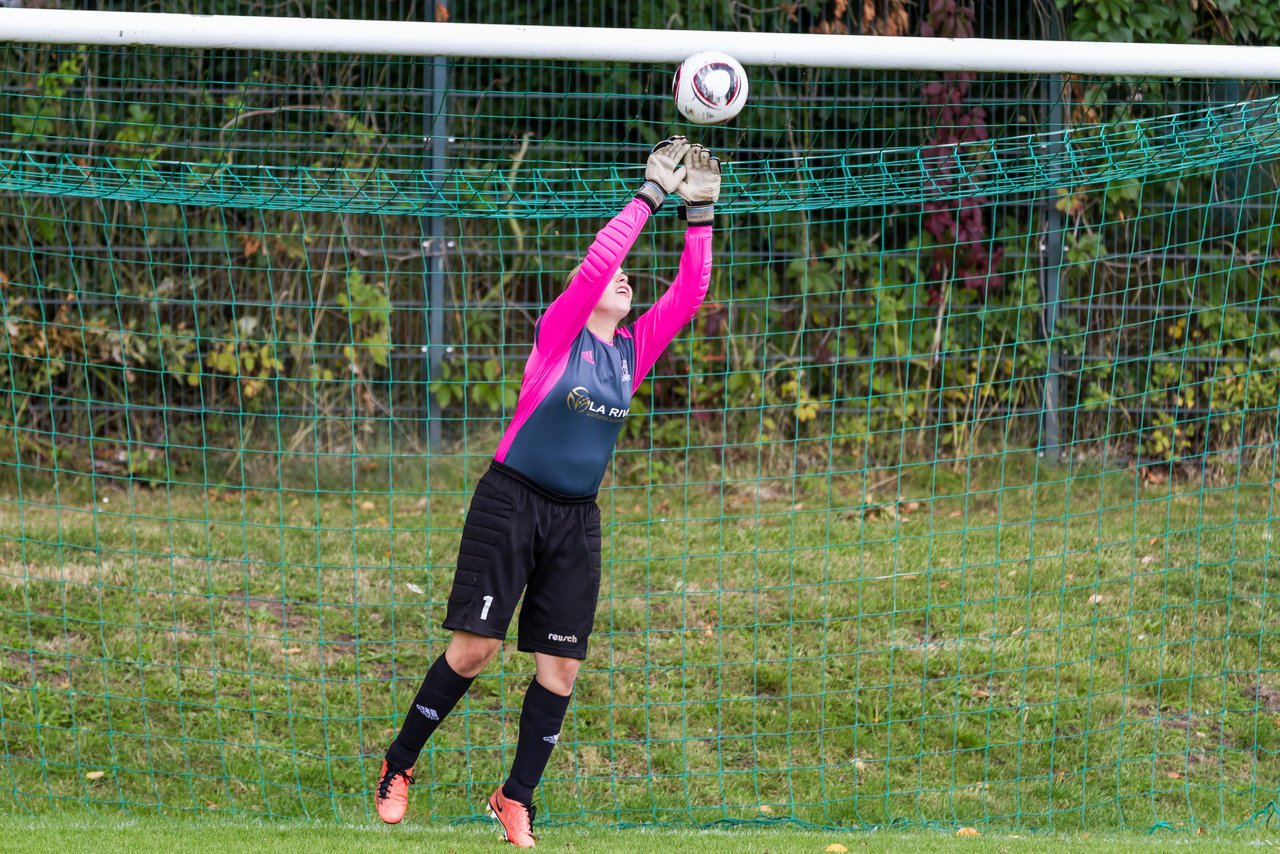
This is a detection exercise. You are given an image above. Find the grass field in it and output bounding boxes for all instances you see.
[1,448,1278,832]
[2,815,1280,853]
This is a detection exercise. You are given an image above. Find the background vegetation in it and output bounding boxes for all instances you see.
[2,0,1280,479]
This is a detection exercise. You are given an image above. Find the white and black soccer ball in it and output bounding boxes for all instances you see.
[672,51,748,125]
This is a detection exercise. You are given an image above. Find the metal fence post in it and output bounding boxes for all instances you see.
[425,0,450,450]
[1039,11,1067,460]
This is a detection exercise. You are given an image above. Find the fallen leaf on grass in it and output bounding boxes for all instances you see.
[956,826,980,837]
[1087,593,1103,605]
[825,845,849,853]
[85,771,106,780]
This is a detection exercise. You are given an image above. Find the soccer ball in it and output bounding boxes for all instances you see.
[672,51,748,125]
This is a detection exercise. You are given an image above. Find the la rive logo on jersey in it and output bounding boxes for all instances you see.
[566,386,628,422]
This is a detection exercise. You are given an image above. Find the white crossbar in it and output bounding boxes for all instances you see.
[4,8,1280,78]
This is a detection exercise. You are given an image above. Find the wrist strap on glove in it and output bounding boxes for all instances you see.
[635,181,666,213]
[678,203,714,226]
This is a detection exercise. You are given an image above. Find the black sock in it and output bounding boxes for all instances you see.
[385,653,475,768]
[502,678,572,805]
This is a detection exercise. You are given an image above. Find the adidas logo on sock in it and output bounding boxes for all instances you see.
[415,704,440,721]
[542,732,560,745]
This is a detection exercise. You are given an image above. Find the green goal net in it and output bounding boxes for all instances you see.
[1,33,1279,832]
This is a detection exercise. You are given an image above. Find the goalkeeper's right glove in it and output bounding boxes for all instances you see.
[635,136,690,212]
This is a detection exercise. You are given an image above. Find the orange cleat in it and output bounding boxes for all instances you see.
[374,760,414,824]
[487,786,537,848]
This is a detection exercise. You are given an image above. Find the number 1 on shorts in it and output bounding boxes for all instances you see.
[480,595,494,621]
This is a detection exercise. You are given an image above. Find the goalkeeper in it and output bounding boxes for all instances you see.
[374,137,721,848]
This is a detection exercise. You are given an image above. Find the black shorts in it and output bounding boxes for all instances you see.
[442,461,602,659]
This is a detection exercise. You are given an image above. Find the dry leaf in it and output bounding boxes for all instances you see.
[284,647,301,654]
[956,827,980,837]
[1087,593,1103,605]
[1166,770,1184,779]
[825,846,849,853]
[360,500,375,511]
[85,771,106,780]
[758,804,773,814]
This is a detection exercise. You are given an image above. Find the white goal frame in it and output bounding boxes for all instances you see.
[3,8,1280,78]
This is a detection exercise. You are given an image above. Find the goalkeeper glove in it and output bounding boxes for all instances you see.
[675,144,721,226]
[635,136,690,212]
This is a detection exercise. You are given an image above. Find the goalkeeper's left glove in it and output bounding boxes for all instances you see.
[675,144,721,226]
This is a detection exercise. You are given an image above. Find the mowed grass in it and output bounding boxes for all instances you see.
[0,448,1278,832]
[2,816,1279,854]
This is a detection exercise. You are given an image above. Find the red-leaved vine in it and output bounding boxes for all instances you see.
[920,0,1004,297]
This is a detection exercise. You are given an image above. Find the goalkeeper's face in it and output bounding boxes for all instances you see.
[594,268,632,322]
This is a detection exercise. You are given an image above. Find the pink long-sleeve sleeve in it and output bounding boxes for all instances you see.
[536,197,652,358]
[628,224,712,388]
